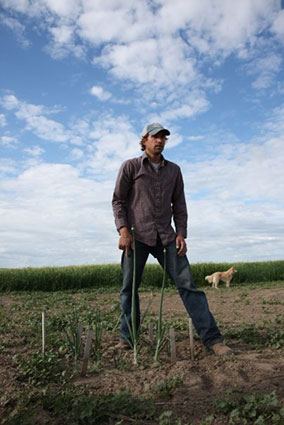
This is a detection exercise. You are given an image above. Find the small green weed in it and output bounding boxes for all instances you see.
[154,373,184,399]
[158,410,190,425]
[261,298,284,305]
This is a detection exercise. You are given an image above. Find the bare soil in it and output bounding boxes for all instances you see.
[1,285,284,424]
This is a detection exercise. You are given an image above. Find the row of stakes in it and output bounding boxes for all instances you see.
[41,312,195,376]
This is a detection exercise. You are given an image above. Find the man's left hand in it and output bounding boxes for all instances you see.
[176,235,187,256]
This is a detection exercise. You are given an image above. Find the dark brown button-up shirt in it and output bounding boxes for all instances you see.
[112,152,188,246]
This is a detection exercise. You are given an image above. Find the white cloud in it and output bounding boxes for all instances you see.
[246,52,282,89]
[187,136,205,142]
[90,85,111,101]
[188,199,284,263]
[96,36,198,89]
[264,103,284,135]
[271,8,284,39]
[50,25,73,44]
[1,94,20,110]
[46,25,85,59]
[0,159,17,177]
[1,0,283,121]
[1,94,71,143]
[152,94,210,123]
[183,135,284,202]
[0,163,119,267]
[43,0,81,18]
[85,114,140,176]
[0,136,18,147]
[23,145,45,157]
[1,127,284,267]
[0,114,6,126]
[70,148,84,160]
[0,13,30,47]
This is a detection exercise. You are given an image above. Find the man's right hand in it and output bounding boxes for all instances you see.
[118,227,133,256]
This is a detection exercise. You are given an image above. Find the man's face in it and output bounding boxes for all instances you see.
[143,131,167,156]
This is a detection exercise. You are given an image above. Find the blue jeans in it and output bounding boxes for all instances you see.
[120,237,223,348]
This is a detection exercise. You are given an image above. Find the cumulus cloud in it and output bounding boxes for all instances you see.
[1,94,20,110]
[0,163,118,267]
[1,127,283,267]
[90,85,111,101]
[1,0,283,120]
[85,114,140,176]
[178,132,284,262]
[183,136,284,202]
[1,94,79,144]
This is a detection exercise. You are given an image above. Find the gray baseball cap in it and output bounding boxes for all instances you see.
[141,123,170,137]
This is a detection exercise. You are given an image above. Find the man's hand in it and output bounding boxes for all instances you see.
[176,235,187,256]
[118,227,133,256]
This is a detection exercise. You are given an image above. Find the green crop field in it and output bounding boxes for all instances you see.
[0,260,283,291]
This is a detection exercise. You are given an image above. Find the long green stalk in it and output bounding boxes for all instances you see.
[123,226,139,364]
[131,226,137,363]
[154,248,167,363]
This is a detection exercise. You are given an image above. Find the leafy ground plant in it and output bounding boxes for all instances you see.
[44,386,155,424]
[225,323,284,349]
[14,350,68,386]
[215,390,284,424]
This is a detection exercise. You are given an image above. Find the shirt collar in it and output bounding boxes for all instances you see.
[141,152,167,166]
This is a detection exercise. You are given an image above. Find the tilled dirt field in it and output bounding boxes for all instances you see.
[0,284,284,424]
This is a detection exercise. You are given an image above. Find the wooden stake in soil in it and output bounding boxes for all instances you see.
[81,330,94,377]
[148,322,154,343]
[41,312,45,357]
[169,328,176,363]
[77,323,83,355]
[188,318,194,360]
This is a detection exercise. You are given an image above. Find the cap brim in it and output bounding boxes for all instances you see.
[149,128,170,136]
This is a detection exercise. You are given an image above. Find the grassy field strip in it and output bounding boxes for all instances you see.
[0,260,283,291]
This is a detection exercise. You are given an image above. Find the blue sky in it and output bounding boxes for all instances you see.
[1,0,284,268]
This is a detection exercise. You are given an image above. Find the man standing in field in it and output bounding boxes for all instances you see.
[112,123,232,356]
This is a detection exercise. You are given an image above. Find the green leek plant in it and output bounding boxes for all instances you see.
[154,248,168,364]
[64,322,82,369]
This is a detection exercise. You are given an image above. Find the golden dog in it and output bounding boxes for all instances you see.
[205,266,238,289]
